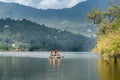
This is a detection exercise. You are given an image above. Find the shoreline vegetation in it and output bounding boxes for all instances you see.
[0,18,95,52]
[87,1,120,64]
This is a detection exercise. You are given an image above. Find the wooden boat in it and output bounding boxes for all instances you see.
[49,56,61,58]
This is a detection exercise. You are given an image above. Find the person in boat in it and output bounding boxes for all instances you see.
[50,50,54,56]
[51,50,58,56]
[56,50,60,57]
[54,50,58,56]
[50,50,61,57]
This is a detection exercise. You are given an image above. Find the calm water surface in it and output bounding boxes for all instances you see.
[0,52,119,80]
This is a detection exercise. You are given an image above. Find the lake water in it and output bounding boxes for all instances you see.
[0,52,120,80]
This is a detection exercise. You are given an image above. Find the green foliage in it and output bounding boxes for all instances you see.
[0,18,92,51]
[0,44,10,51]
[87,10,103,24]
[94,31,120,55]
[88,5,120,55]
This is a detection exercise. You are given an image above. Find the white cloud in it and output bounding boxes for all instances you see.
[0,0,87,9]
[0,0,36,7]
[67,0,86,8]
[38,0,87,9]
[0,0,33,6]
[38,0,60,9]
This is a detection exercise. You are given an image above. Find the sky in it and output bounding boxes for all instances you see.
[0,0,87,9]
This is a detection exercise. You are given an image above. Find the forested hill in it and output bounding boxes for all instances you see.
[0,18,95,51]
[0,0,112,36]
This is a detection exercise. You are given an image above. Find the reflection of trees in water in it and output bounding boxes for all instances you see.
[97,59,120,80]
[0,57,48,80]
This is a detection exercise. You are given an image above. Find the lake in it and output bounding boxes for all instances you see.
[0,52,120,80]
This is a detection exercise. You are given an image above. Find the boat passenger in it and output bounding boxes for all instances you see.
[50,50,54,56]
[57,50,60,57]
[54,50,57,56]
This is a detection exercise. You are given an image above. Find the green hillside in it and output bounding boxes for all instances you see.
[0,18,95,51]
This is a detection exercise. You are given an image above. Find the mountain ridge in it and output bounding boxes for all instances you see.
[0,0,112,36]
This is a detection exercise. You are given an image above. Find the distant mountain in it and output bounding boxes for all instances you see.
[0,18,95,51]
[0,0,112,36]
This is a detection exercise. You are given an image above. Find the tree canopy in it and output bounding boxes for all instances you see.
[87,4,120,56]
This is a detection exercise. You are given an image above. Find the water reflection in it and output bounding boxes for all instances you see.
[49,58,61,68]
[0,56,99,80]
[1,52,120,80]
[0,57,49,80]
[97,58,120,80]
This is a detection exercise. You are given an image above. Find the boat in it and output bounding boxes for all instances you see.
[49,56,61,58]
[49,50,62,58]
[56,56,61,58]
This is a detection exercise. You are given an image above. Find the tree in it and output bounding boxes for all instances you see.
[87,10,103,24]
[87,4,120,63]
[87,6,120,35]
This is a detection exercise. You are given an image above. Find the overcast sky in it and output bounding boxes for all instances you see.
[0,0,87,9]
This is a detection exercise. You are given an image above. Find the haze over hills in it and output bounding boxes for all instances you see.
[0,18,95,51]
[0,0,112,37]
